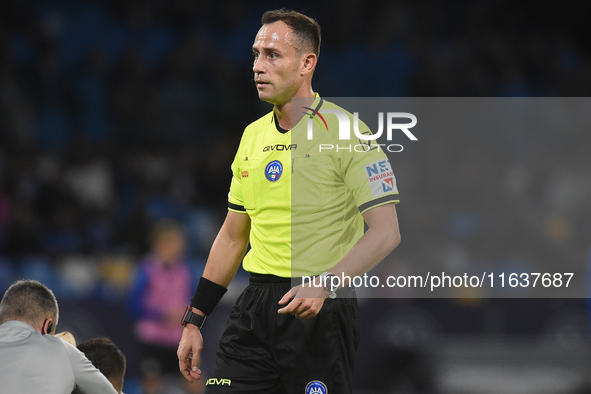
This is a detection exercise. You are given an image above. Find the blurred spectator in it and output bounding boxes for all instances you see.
[128,219,197,377]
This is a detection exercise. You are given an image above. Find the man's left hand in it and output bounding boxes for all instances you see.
[277,284,330,319]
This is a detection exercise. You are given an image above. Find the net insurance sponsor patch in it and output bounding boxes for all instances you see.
[365,159,396,197]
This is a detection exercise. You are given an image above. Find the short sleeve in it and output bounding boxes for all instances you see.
[342,138,400,214]
[228,151,246,213]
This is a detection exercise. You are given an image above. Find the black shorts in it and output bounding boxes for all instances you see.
[204,273,360,394]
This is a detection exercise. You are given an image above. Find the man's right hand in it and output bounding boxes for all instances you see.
[177,324,203,383]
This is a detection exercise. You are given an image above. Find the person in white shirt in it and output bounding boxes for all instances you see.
[0,279,118,394]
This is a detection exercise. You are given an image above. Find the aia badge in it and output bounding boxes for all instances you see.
[265,160,283,182]
[365,159,396,197]
[305,380,328,394]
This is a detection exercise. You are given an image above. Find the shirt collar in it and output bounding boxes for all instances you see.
[0,320,36,332]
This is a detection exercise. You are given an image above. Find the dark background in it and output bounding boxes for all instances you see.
[1,0,590,393]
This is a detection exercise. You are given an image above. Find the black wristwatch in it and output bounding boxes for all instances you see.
[181,306,207,329]
[320,272,338,299]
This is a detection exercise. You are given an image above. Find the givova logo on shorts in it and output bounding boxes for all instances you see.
[305,380,328,394]
[206,378,231,386]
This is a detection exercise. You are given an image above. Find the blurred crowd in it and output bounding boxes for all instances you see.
[0,0,590,392]
[1,0,589,296]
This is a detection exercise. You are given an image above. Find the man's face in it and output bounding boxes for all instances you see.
[252,21,304,105]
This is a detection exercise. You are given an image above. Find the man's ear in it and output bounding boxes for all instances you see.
[42,318,53,335]
[301,53,317,76]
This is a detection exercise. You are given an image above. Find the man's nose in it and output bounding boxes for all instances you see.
[253,57,265,74]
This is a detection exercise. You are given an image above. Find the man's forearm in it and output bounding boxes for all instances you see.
[188,233,247,317]
[329,223,399,280]
[188,211,250,320]
[199,210,251,288]
[329,204,400,283]
[202,228,249,288]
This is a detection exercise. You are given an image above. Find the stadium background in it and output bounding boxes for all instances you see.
[1,0,590,393]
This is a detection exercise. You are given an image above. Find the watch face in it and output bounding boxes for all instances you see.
[326,274,338,292]
[325,274,338,292]
[183,309,206,328]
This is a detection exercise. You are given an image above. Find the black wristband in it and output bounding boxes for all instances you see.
[190,277,228,316]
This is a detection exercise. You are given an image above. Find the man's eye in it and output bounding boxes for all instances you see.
[269,53,278,59]
[252,52,259,58]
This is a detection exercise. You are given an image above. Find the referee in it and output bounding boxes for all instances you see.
[177,9,400,393]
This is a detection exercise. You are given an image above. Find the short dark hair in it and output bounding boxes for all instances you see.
[261,9,321,57]
[0,280,58,325]
[78,337,126,393]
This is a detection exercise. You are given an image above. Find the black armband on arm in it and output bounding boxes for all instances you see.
[190,277,228,316]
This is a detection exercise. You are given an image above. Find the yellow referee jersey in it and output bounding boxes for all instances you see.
[228,95,399,277]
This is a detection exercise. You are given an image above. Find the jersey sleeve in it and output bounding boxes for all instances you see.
[342,134,400,215]
[228,147,247,213]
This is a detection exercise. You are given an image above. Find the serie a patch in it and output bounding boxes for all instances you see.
[365,159,396,197]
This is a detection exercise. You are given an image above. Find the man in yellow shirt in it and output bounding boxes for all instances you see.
[178,9,400,393]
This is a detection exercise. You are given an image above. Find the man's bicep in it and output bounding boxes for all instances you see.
[221,210,251,245]
[362,203,400,242]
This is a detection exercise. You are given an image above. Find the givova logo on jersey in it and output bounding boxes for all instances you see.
[305,380,328,394]
[365,159,397,197]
